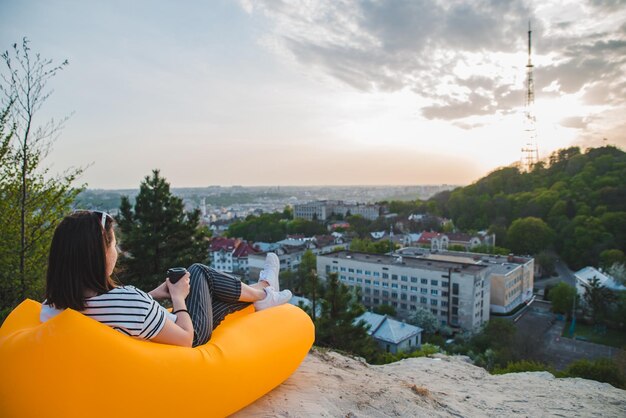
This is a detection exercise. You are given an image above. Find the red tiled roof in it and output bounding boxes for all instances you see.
[417,231,441,244]
[209,237,239,251]
[233,242,258,257]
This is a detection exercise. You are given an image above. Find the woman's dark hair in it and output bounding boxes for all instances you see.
[45,211,117,310]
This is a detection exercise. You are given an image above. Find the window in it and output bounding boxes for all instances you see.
[325,265,331,273]
[401,285,408,290]
[382,291,389,297]
[382,282,389,288]
[420,297,427,304]
[373,272,380,277]
[401,303,407,310]
[348,277,355,282]
[373,289,380,296]
[452,307,458,315]
[365,279,371,285]
[364,288,371,294]
[392,302,398,307]
[441,281,448,286]
[410,295,417,302]
[391,283,398,289]
[452,297,459,305]
[430,299,438,306]
[340,267,346,272]
[440,310,447,316]
[348,268,354,273]
[391,292,398,298]
[431,309,437,315]
[401,275,408,282]
[421,278,428,284]
[356,278,363,283]
[401,294,407,300]
[441,301,448,307]
[364,297,371,303]
[410,286,418,292]
[420,288,427,294]
[442,291,449,297]
[373,298,380,304]
[410,305,417,311]
[411,277,418,283]
[340,275,346,280]
[391,274,398,280]
[373,281,380,286]
[356,269,363,274]
[365,270,371,276]
[431,289,438,295]
[382,273,389,279]
[453,283,459,295]
[431,280,438,286]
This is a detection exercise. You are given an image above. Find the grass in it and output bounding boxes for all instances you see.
[562,320,626,349]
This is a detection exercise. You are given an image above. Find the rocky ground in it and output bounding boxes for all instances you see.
[234,349,626,417]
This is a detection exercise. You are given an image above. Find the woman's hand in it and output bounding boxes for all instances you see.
[148,281,170,300]
[166,272,191,302]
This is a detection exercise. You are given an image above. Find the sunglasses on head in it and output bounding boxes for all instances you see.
[91,210,112,228]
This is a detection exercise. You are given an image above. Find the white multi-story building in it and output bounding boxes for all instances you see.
[208,237,257,277]
[294,200,381,221]
[396,248,534,315]
[317,251,491,332]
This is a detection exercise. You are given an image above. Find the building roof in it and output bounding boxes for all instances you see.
[417,231,441,244]
[446,232,473,242]
[209,237,239,252]
[356,312,422,344]
[574,266,626,291]
[320,250,489,274]
[232,242,258,258]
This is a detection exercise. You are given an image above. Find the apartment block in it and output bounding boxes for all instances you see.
[294,200,381,221]
[396,248,534,315]
[317,251,491,332]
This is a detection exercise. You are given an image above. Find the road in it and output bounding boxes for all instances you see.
[533,258,577,290]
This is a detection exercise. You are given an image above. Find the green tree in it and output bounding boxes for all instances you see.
[315,273,377,359]
[535,251,556,277]
[563,358,625,389]
[506,217,554,255]
[373,304,396,316]
[0,39,82,321]
[297,249,317,295]
[583,277,615,324]
[408,306,439,334]
[549,282,577,315]
[117,170,211,290]
[600,249,625,270]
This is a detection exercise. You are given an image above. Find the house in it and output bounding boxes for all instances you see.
[574,266,626,299]
[208,237,258,277]
[356,311,423,353]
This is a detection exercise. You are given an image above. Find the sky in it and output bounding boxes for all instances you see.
[1,0,625,188]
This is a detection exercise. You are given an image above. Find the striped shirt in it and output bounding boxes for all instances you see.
[40,286,177,340]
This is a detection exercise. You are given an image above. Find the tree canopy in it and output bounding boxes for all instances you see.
[428,146,625,269]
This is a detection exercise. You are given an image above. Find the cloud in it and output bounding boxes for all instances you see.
[240,0,626,123]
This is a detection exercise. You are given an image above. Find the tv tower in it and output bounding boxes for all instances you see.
[521,21,539,171]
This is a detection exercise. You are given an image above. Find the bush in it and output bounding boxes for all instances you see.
[492,360,554,375]
[561,358,625,389]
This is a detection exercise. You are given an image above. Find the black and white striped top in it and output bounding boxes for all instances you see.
[40,286,177,340]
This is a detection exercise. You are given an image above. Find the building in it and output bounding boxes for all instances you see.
[317,251,491,332]
[208,237,258,277]
[412,231,495,251]
[356,312,422,353]
[397,248,534,315]
[294,200,381,221]
[574,266,626,300]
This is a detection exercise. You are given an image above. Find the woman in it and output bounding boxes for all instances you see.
[40,210,292,347]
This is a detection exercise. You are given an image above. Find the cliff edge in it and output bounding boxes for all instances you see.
[235,348,626,417]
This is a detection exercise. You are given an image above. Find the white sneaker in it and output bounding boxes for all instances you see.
[254,286,292,311]
[259,252,280,290]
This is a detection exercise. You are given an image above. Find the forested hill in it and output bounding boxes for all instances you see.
[430,146,626,269]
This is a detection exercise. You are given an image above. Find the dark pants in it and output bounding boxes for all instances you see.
[186,263,251,347]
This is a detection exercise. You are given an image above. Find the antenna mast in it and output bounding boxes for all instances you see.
[521,21,539,171]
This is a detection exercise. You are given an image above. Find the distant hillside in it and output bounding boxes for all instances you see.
[430,146,626,269]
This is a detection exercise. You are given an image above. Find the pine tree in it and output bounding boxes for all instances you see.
[315,272,377,359]
[116,170,211,290]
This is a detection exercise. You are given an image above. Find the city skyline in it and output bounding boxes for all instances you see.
[1,1,624,188]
